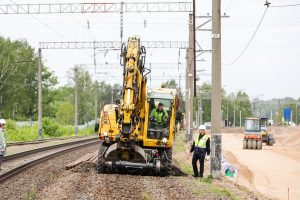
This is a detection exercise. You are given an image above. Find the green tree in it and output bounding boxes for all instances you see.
[56,102,74,125]
[0,37,57,120]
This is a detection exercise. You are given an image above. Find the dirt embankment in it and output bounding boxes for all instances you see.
[222,126,300,200]
[270,126,300,151]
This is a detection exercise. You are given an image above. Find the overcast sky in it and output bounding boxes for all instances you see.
[0,0,299,100]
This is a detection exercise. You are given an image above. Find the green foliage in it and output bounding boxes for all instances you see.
[0,36,57,120]
[42,117,61,137]
[4,119,95,142]
[56,102,74,125]
[194,83,253,126]
[5,124,39,142]
[6,119,16,130]
[78,126,95,136]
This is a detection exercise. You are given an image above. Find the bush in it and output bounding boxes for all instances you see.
[5,124,39,142]
[6,119,16,130]
[78,126,96,136]
[42,117,61,137]
[57,125,74,137]
[3,118,96,142]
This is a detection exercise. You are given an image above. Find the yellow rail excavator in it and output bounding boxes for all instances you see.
[97,36,178,175]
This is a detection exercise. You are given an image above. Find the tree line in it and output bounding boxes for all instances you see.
[0,37,121,125]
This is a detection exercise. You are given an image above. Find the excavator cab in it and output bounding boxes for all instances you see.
[143,88,177,149]
[147,98,171,140]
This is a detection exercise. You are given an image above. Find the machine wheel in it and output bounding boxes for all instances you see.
[257,140,262,150]
[243,140,247,149]
[97,144,107,173]
[247,140,252,149]
[252,140,257,150]
[268,139,274,146]
[267,134,274,146]
[161,148,172,176]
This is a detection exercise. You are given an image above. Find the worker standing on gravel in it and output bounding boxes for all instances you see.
[189,125,210,178]
[0,119,6,170]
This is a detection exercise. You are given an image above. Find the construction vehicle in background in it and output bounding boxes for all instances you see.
[97,36,178,175]
[243,117,263,150]
[260,117,275,146]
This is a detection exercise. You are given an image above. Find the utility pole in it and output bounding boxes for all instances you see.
[74,66,78,136]
[185,13,194,141]
[260,107,262,117]
[233,99,236,127]
[211,0,222,179]
[240,110,242,127]
[253,101,256,116]
[296,102,298,125]
[277,99,280,124]
[226,98,229,127]
[37,48,42,140]
[193,0,197,97]
[198,94,203,125]
[178,74,181,97]
[94,81,98,123]
[111,88,114,104]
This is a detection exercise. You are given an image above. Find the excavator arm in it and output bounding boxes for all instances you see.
[118,36,146,140]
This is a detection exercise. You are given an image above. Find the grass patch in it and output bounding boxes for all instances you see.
[141,191,152,200]
[189,178,239,200]
[173,131,186,154]
[4,119,96,142]
[173,131,193,174]
[179,163,194,174]
[25,185,37,200]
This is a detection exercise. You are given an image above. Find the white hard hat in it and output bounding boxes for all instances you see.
[199,125,206,130]
[0,119,6,124]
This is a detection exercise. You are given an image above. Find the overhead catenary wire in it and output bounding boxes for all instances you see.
[8,0,67,41]
[270,3,300,8]
[223,6,269,65]
[8,0,94,58]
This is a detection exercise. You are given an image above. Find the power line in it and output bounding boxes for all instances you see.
[270,3,300,8]
[223,6,269,65]
[64,0,97,41]
[8,0,93,58]
[8,0,67,41]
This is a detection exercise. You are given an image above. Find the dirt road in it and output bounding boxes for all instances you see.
[222,129,300,200]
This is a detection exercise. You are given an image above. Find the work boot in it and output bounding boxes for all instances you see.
[193,174,198,178]
[199,174,203,178]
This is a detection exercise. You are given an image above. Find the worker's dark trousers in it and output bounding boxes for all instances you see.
[192,153,205,177]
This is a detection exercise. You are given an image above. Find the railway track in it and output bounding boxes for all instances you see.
[0,137,99,183]
[6,135,97,146]
[3,136,98,162]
